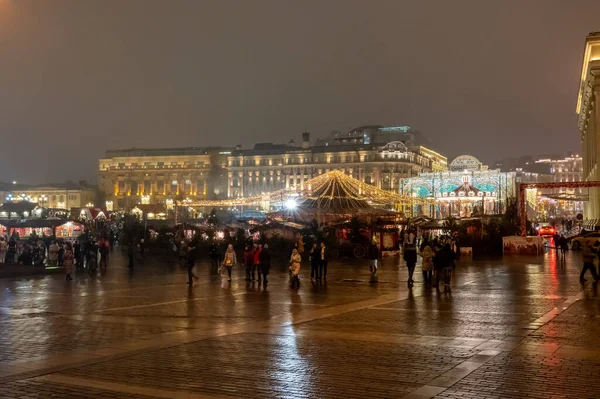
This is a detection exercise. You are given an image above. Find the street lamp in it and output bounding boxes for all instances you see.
[284,198,297,210]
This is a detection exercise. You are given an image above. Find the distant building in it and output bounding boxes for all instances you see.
[98,147,231,211]
[0,182,96,210]
[577,32,600,220]
[97,126,448,211]
[496,153,583,194]
[495,155,553,174]
[227,128,447,199]
[534,153,584,196]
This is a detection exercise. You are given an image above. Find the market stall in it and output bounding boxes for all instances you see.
[5,220,83,239]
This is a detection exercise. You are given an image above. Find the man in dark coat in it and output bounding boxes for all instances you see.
[209,242,220,270]
[403,235,417,287]
[259,244,271,285]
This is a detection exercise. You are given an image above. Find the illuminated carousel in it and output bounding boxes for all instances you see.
[401,155,516,218]
[187,170,433,213]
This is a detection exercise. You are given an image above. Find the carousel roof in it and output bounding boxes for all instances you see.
[295,171,398,215]
[452,182,481,196]
[440,181,492,199]
[0,201,38,213]
[186,170,434,209]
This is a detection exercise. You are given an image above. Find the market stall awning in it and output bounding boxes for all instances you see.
[1,219,82,228]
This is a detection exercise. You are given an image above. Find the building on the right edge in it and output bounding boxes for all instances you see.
[577,32,600,220]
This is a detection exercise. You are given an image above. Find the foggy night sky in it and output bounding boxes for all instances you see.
[0,0,599,184]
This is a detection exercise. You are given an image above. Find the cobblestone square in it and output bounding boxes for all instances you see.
[0,250,599,398]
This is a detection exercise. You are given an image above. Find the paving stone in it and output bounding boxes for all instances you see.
[0,249,598,398]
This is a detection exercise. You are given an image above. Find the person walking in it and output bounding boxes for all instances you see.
[57,242,65,266]
[309,243,320,281]
[33,240,45,266]
[19,244,33,266]
[74,240,82,270]
[137,239,145,263]
[259,243,271,285]
[244,244,254,281]
[580,242,600,283]
[63,242,74,281]
[559,235,568,261]
[209,241,220,270]
[186,243,198,285]
[368,242,380,275]
[178,241,188,267]
[432,242,445,289]
[99,239,109,271]
[403,234,418,287]
[222,244,237,282]
[48,241,59,267]
[254,244,263,283]
[0,237,7,264]
[419,240,434,286]
[6,238,16,265]
[318,242,328,281]
[433,242,455,291]
[289,248,302,289]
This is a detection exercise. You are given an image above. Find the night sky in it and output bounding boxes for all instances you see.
[1,0,599,184]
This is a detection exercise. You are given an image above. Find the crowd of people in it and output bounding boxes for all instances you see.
[175,239,331,289]
[0,234,112,281]
[9,227,600,291]
[178,234,458,291]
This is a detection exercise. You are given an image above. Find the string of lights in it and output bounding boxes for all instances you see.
[186,170,434,208]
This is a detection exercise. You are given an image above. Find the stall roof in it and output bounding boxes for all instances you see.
[0,219,81,228]
[0,201,38,214]
[421,219,446,229]
[132,204,167,215]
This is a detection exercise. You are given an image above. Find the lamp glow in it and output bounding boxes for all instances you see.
[284,199,297,210]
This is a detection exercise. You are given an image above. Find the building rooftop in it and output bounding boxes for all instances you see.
[104,147,233,158]
[0,182,95,191]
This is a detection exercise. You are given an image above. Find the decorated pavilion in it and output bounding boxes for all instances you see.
[401,155,516,218]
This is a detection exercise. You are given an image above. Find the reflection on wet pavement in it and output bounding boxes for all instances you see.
[0,249,598,398]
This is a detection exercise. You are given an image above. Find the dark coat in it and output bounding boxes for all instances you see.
[309,247,320,267]
[433,245,454,270]
[209,243,219,259]
[403,243,417,265]
[259,248,271,274]
[369,244,379,260]
[243,249,254,266]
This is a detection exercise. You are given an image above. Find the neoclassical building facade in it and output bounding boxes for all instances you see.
[98,147,231,211]
[98,126,448,210]
[577,32,600,220]
[227,130,447,198]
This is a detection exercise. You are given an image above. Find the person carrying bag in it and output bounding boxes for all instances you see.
[222,244,237,282]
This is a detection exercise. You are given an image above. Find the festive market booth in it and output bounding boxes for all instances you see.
[55,221,84,238]
[253,221,307,242]
[4,220,83,239]
[130,205,167,220]
[78,207,112,222]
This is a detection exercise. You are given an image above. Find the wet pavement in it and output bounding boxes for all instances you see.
[0,248,599,398]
